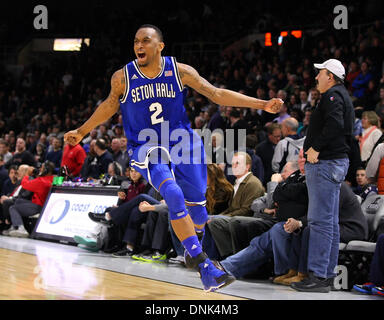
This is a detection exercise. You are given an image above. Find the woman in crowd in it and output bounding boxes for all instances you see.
[206,163,233,215]
[360,111,383,165]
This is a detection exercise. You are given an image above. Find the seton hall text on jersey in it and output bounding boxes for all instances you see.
[131,83,176,103]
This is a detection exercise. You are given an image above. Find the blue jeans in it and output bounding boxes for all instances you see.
[289,226,310,274]
[220,222,293,278]
[305,158,349,279]
[109,194,160,245]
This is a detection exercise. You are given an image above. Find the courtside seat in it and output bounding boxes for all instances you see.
[361,194,384,236]
[345,240,376,253]
[342,193,384,255]
[372,202,384,235]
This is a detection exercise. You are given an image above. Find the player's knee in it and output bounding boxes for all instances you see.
[160,180,186,219]
[187,204,208,226]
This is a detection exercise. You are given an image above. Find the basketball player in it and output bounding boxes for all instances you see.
[64,24,283,292]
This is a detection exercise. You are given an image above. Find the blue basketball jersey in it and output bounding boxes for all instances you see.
[119,56,190,147]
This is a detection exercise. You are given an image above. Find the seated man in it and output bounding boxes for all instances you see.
[352,167,378,203]
[0,155,9,196]
[5,161,54,237]
[216,151,308,281]
[1,165,19,197]
[86,138,114,180]
[80,139,97,178]
[0,164,31,232]
[207,151,265,259]
[228,160,302,254]
[271,117,305,174]
[45,136,63,173]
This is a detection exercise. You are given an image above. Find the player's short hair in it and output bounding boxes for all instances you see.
[138,24,164,42]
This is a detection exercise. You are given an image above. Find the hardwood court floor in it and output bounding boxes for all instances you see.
[0,248,243,300]
[0,236,381,300]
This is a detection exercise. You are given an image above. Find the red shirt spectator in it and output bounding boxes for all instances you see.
[61,143,86,177]
[21,174,53,207]
[345,61,360,93]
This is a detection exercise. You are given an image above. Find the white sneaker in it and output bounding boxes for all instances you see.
[169,255,186,265]
[9,226,29,238]
[2,226,17,236]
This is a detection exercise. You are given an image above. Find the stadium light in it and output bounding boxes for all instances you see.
[53,38,90,51]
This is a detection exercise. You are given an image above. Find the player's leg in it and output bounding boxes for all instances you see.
[148,161,203,258]
[173,130,209,239]
[134,144,234,291]
[134,146,204,260]
[174,162,208,264]
[172,133,235,291]
[147,162,232,292]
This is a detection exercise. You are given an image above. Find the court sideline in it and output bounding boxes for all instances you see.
[0,236,379,300]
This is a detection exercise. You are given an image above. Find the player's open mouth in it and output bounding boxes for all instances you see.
[138,53,146,59]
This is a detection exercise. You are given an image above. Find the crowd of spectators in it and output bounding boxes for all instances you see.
[0,8,384,295]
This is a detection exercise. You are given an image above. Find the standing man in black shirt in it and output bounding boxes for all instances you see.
[292,59,354,293]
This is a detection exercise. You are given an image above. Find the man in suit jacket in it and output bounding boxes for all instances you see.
[207,152,264,258]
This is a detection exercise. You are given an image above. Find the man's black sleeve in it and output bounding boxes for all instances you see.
[311,94,345,152]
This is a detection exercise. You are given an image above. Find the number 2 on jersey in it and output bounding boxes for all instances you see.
[149,102,164,125]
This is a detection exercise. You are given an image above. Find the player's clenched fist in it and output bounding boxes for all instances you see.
[264,98,284,114]
[64,130,83,146]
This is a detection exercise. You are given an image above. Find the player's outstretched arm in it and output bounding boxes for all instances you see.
[64,69,125,146]
[178,63,283,114]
